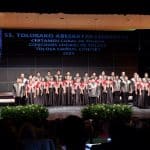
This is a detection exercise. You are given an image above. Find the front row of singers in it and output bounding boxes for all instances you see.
[12,71,150,108]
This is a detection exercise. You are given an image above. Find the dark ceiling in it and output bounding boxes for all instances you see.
[0,0,149,14]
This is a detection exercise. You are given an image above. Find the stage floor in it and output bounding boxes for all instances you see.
[47,106,83,120]
[47,105,150,120]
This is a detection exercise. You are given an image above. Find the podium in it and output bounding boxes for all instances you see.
[0,92,15,105]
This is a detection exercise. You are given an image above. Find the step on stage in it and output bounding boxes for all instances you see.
[47,105,150,120]
[0,92,15,104]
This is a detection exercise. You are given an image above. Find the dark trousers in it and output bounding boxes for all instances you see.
[132,91,137,106]
[15,96,26,105]
[113,91,120,103]
[15,97,22,105]
[22,96,27,105]
[121,92,129,104]
[102,92,107,104]
[89,97,97,105]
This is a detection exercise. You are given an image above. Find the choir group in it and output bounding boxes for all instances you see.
[13,70,150,108]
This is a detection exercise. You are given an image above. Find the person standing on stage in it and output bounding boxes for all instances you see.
[131,72,139,106]
[47,76,56,106]
[19,73,27,104]
[120,71,126,81]
[44,71,53,106]
[80,78,89,105]
[120,76,131,104]
[101,75,107,104]
[73,73,82,105]
[101,71,106,79]
[20,73,28,85]
[88,78,98,104]
[136,78,143,108]
[39,77,47,105]
[113,75,121,103]
[13,78,24,105]
[143,72,150,82]
[110,71,115,81]
[64,72,73,105]
[35,72,42,81]
[137,78,149,108]
[142,78,149,108]
[35,77,41,105]
[143,73,150,107]
[54,69,63,82]
[96,75,103,104]
[25,75,36,104]
[80,73,90,105]
[91,72,97,80]
[55,77,66,106]
[74,73,81,81]
[45,71,53,81]
[105,76,114,104]
[83,73,89,83]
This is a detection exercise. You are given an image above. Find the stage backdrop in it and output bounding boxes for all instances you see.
[0,29,139,92]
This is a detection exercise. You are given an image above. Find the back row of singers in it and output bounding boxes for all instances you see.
[13,70,150,108]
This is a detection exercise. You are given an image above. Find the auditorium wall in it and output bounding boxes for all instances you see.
[0,53,138,92]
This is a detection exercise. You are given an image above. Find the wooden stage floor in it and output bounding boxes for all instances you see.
[47,105,150,120]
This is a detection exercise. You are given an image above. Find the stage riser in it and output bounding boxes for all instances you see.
[0,92,15,104]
